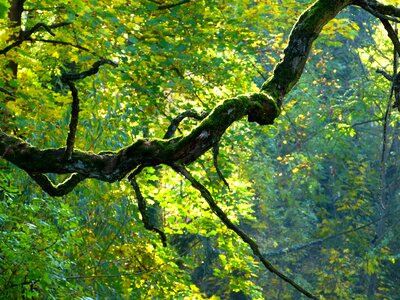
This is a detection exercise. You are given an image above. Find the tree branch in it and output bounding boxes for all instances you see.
[354,0,400,22]
[163,110,208,139]
[128,174,167,247]
[0,22,71,55]
[262,0,353,105]
[64,81,79,160]
[61,60,117,160]
[377,69,393,81]
[379,18,400,56]
[61,59,118,82]
[28,173,86,197]
[0,92,279,185]
[171,163,318,300]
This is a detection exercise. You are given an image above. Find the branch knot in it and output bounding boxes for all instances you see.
[247,92,281,125]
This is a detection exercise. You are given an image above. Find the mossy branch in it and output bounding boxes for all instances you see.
[0,93,277,183]
[3,0,400,194]
[28,173,86,197]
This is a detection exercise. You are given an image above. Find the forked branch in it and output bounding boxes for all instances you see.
[61,59,118,160]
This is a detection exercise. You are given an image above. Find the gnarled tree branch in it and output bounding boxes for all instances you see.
[2,0,400,195]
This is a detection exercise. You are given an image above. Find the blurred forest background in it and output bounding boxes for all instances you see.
[1,0,399,299]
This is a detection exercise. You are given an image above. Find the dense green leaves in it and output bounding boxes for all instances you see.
[1,0,400,299]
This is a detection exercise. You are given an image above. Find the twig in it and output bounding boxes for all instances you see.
[351,118,384,127]
[266,209,398,257]
[172,163,318,300]
[128,174,167,247]
[0,87,14,97]
[29,38,90,52]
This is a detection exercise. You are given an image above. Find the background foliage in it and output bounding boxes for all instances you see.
[1,0,399,299]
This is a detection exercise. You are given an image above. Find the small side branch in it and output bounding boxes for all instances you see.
[163,110,208,139]
[128,174,167,247]
[0,87,14,97]
[61,59,118,82]
[0,22,71,55]
[377,69,393,81]
[172,163,318,300]
[28,38,90,52]
[266,210,397,257]
[212,144,230,190]
[28,173,86,197]
[64,81,79,160]
[61,60,117,160]
[352,117,384,127]
[379,18,400,56]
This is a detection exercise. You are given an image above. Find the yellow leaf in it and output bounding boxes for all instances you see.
[133,15,144,23]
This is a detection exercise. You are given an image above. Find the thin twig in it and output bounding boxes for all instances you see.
[266,208,399,256]
[29,38,91,52]
[351,118,384,127]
